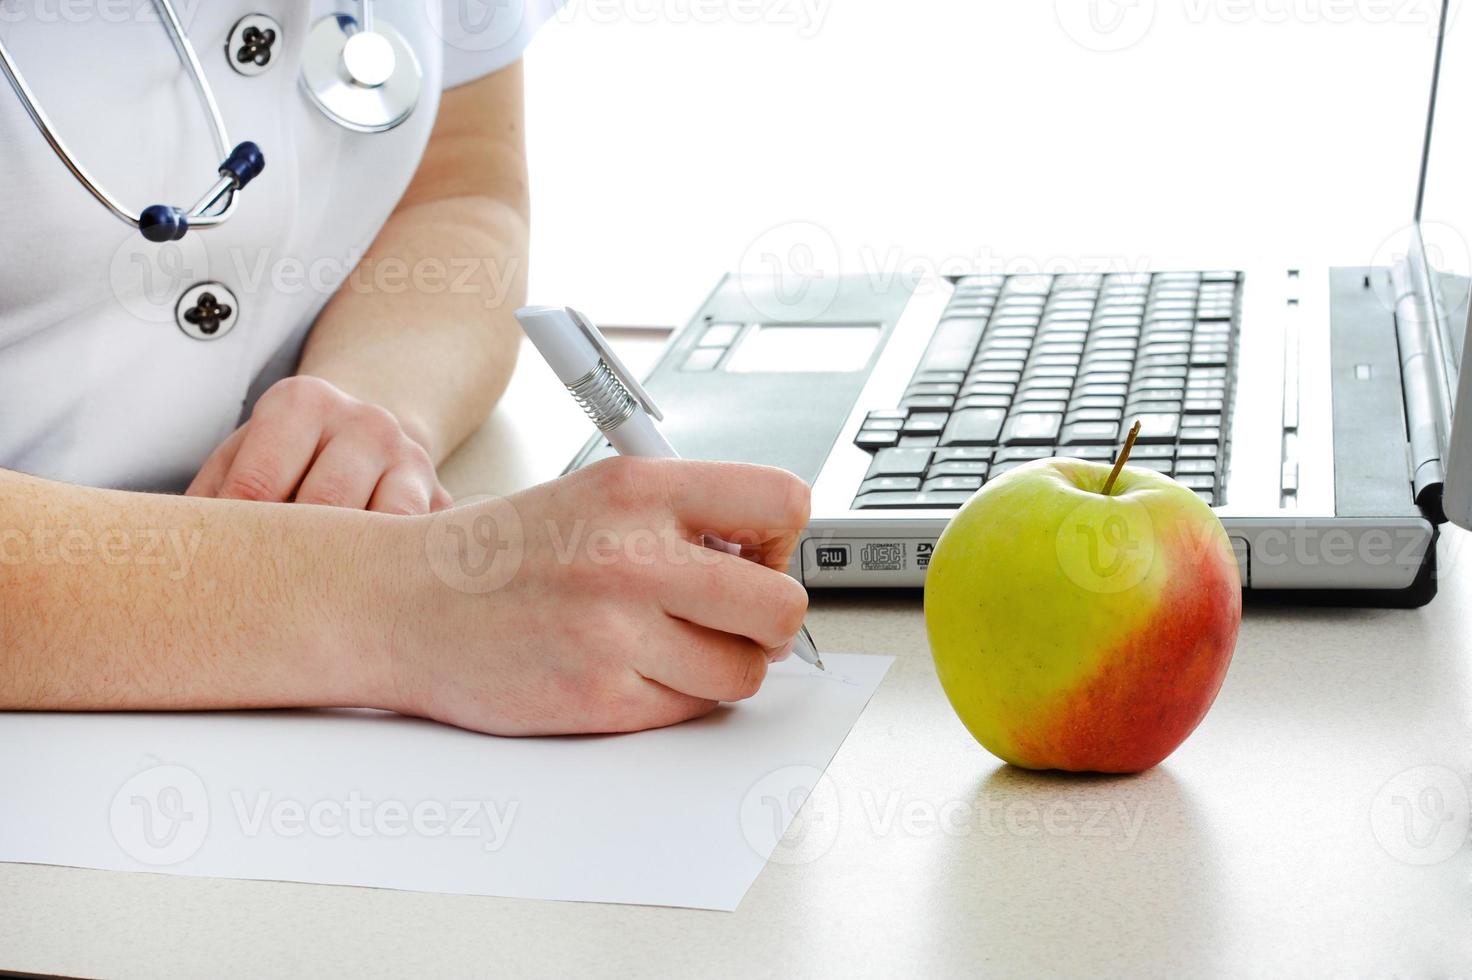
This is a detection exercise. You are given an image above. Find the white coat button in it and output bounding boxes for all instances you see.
[176,282,239,341]
[227,14,282,76]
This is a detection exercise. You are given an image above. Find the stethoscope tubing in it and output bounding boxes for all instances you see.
[0,0,240,233]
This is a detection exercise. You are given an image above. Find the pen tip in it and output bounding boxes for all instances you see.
[815,657,826,671]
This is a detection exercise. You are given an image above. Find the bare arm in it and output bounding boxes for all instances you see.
[184,65,531,516]
[0,468,389,711]
[298,63,531,463]
[0,459,810,734]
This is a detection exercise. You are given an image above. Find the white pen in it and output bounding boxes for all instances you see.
[515,305,824,671]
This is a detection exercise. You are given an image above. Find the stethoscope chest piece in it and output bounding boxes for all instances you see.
[301,13,421,134]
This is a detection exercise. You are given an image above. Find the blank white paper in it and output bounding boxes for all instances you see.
[0,654,891,911]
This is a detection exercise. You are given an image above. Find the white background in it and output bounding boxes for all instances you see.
[522,0,1455,327]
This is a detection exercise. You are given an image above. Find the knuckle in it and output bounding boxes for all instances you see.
[585,456,661,512]
[299,475,356,509]
[219,462,282,501]
[770,574,809,638]
[729,651,768,701]
[773,468,812,531]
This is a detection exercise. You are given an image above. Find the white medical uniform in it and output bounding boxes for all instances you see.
[0,0,558,492]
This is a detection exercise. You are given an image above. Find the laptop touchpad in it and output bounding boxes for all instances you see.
[722,323,881,373]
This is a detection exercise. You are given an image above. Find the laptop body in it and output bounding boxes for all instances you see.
[566,0,1469,607]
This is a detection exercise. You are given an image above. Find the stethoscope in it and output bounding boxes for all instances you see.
[0,0,422,242]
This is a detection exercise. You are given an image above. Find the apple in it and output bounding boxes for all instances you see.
[924,455,1241,773]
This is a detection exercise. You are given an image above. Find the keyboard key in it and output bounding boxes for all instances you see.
[1128,445,1174,459]
[852,491,975,509]
[1180,426,1222,443]
[988,460,1034,478]
[1060,420,1120,445]
[920,317,987,372]
[899,435,939,447]
[1065,445,1115,460]
[995,446,1055,463]
[917,370,966,385]
[956,394,1013,410]
[961,382,1017,397]
[903,413,948,435]
[859,476,921,493]
[923,476,984,493]
[1194,490,1217,506]
[1176,474,1215,490]
[866,447,932,478]
[861,416,905,431]
[854,429,900,450]
[1130,458,1173,474]
[941,408,1007,446]
[1176,444,1219,458]
[1001,413,1063,445]
[1174,459,1217,474]
[934,447,993,463]
[1013,399,1068,414]
[908,382,960,396]
[902,394,955,411]
[1065,407,1123,423]
[927,460,990,478]
[1134,413,1180,443]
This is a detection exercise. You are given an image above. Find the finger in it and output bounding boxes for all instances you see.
[367,463,436,516]
[294,434,392,510]
[654,540,809,650]
[215,404,325,503]
[594,678,719,734]
[659,461,811,569]
[429,483,454,512]
[185,425,247,498]
[637,618,771,703]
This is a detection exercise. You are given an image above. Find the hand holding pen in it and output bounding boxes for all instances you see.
[517,305,825,670]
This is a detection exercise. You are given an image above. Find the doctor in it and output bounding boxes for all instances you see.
[0,0,810,735]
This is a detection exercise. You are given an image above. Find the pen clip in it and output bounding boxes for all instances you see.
[566,307,664,422]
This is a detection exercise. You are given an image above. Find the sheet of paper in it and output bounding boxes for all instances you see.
[0,654,891,911]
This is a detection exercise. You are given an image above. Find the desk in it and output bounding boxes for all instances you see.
[3,333,1470,977]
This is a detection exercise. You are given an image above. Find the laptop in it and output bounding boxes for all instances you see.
[566,0,1469,607]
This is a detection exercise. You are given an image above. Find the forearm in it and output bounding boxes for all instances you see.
[298,65,531,464]
[0,469,395,711]
[298,197,526,463]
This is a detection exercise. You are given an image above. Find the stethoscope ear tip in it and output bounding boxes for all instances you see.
[222,141,265,189]
[139,205,188,242]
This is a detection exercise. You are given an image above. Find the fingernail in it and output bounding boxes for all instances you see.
[767,637,796,663]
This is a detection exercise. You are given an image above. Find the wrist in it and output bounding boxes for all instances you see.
[327,510,426,713]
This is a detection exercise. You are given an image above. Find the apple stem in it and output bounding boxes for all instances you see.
[1101,419,1143,496]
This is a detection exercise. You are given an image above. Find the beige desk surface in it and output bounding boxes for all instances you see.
[4,335,1470,978]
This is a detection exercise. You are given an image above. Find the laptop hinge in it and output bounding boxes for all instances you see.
[1388,255,1455,520]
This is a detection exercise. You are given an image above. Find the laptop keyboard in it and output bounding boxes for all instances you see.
[851,271,1241,510]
